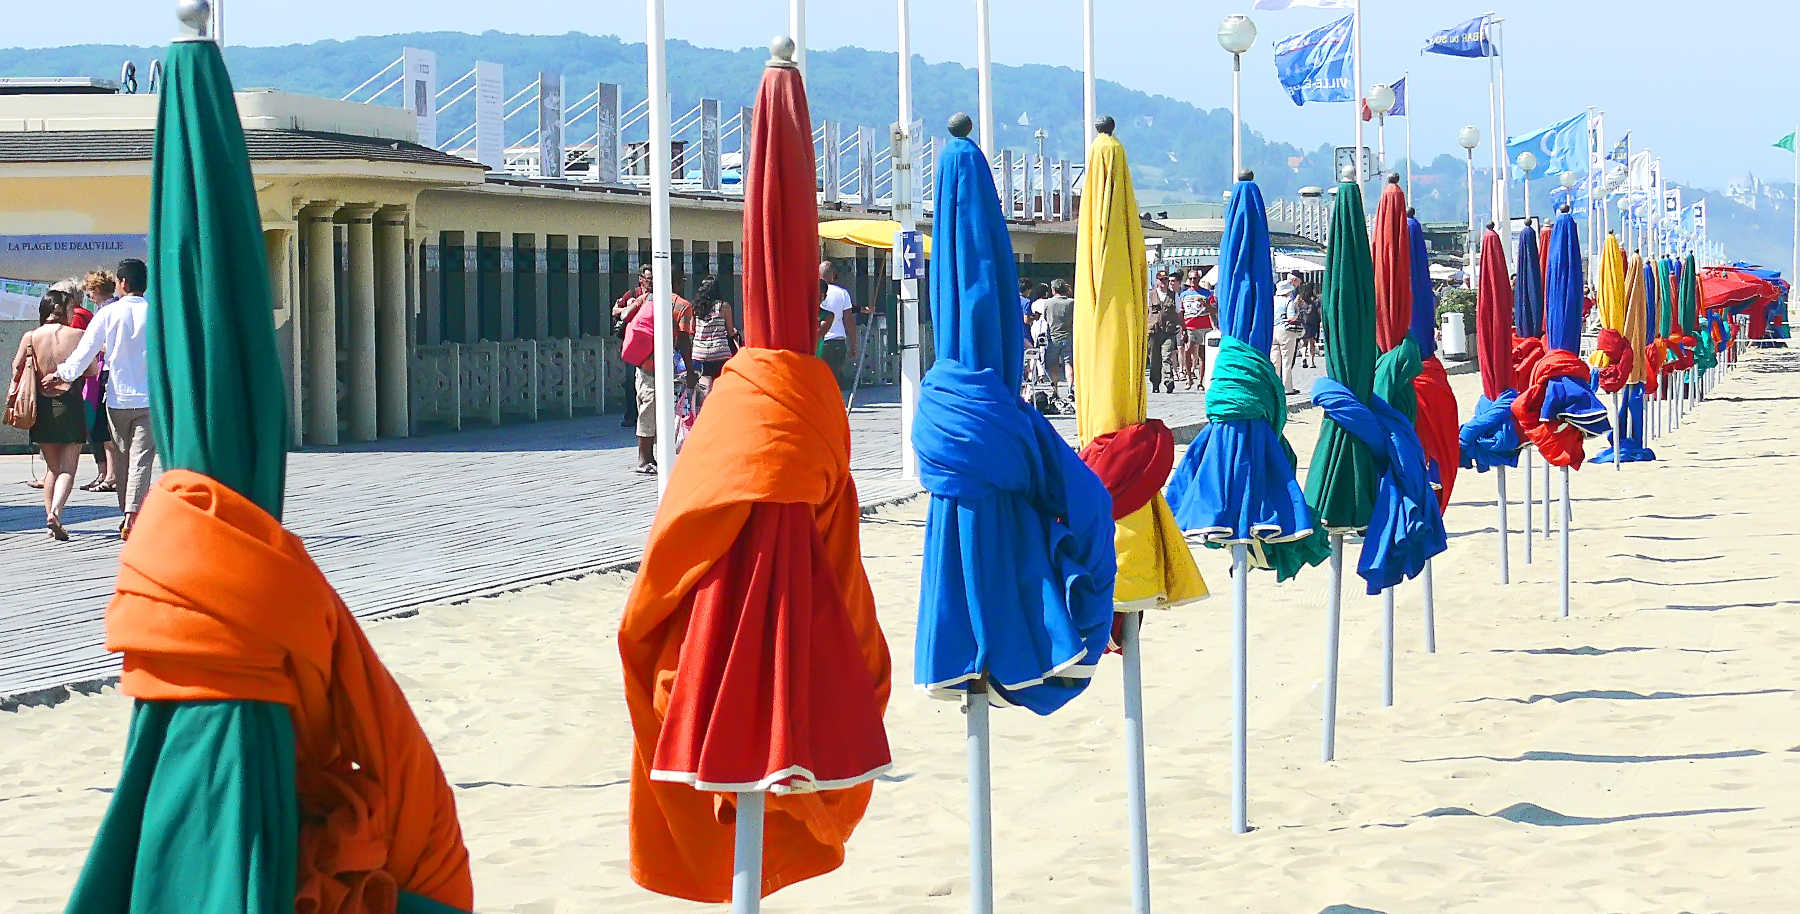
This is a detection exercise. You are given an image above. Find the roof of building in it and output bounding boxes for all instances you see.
[1156,228,1325,253]
[0,128,484,170]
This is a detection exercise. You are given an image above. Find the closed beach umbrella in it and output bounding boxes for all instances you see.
[1371,178,1420,424]
[619,41,892,904]
[1593,235,1654,464]
[1163,172,1327,833]
[1626,253,1651,387]
[67,15,473,913]
[913,119,1115,714]
[1687,253,1717,374]
[1304,180,1381,534]
[1073,120,1205,610]
[1511,210,1610,619]
[1072,117,1206,906]
[1166,173,1326,580]
[1457,227,1523,585]
[1512,223,1546,378]
[1643,258,1666,397]
[1408,211,1460,511]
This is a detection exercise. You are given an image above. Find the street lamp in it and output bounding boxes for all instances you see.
[1459,125,1481,289]
[1368,82,1395,180]
[1516,151,1537,220]
[1218,14,1257,180]
[1033,127,1047,217]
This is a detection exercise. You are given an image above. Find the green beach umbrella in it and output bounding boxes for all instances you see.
[1305,181,1381,530]
[67,9,471,913]
[1655,257,1673,339]
[1685,253,1716,372]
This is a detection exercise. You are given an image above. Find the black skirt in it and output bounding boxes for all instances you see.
[32,386,89,445]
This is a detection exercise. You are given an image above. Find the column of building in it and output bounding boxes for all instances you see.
[297,200,414,446]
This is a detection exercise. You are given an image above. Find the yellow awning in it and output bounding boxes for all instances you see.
[819,218,932,255]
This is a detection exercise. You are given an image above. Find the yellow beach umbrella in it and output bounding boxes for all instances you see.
[1074,125,1205,608]
[1072,118,1205,910]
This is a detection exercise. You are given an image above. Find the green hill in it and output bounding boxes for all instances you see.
[0,31,1784,268]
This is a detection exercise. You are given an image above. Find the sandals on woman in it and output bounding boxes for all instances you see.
[46,518,68,541]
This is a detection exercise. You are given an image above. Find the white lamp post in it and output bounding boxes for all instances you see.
[1516,151,1537,220]
[1218,15,1257,181]
[1459,125,1481,290]
[1368,82,1395,180]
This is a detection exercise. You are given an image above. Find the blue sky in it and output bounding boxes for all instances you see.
[13,1,1793,188]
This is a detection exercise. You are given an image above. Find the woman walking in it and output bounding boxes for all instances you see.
[9,289,97,540]
[687,275,736,412]
[1300,280,1323,368]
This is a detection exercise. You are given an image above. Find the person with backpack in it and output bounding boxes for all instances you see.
[1148,270,1183,393]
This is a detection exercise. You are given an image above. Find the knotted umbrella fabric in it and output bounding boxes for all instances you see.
[1591,234,1632,393]
[1370,181,1420,424]
[1657,258,1694,374]
[66,36,473,914]
[1314,380,1447,594]
[1166,177,1326,582]
[619,55,892,903]
[1460,228,1524,472]
[1074,131,1206,608]
[1511,212,1610,468]
[1304,181,1382,531]
[914,134,1116,715]
[1408,213,1459,510]
[1687,253,1718,373]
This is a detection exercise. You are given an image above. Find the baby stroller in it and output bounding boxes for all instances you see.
[1021,337,1076,417]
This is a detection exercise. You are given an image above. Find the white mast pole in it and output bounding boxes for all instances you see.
[1404,71,1414,201]
[1082,0,1097,154]
[1352,0,1365,183]
[976,0,994,150]
[896,0,920,481]
[646,0,676,496]
[789,0,806,79]
[1493,18,1513,262]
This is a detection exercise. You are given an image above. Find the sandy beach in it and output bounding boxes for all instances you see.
[3,349,1798,912]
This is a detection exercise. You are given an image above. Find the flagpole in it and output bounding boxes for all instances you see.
[789,0,806,78]
[1082,0,1096,156]
[1352,0,1365,183]
[1404,70,1413,201]
[1791,124,1797,315]
[976,0,993,151]
[646,0,677,496]
[1492,18,1512,257]
[896,0,920,482]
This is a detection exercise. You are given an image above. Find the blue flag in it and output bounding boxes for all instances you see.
[1274,15,1355,106]
[1389,76,1408,117]
[1422,15,1496,58]
[1507,112,1588,180]
[1607,133,1630,164]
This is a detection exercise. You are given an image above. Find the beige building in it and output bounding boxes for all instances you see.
[0,85,1077,450]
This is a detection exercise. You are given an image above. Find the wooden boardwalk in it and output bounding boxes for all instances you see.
[2,380,1249,704]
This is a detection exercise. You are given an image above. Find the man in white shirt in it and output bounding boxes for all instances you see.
[57,258,156,538]
[1270,270,1304,395]
[816,261,858,389]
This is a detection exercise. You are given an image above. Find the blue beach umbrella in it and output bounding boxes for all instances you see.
[912,125,1116,715]
[1514,223,1544,339]
[1166,176,1327,581]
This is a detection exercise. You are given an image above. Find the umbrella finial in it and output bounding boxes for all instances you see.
[1485,221,1495,230]
[1386,173,1400,185]
[1237,169,1254,182]
[1406,206,1416,218]
[1338,165,1355,183]
[1559,203,1572,214]
[1094,115,1115,136]
[947,113,973,138]
[767,35,798,68]
[176,0,211,37]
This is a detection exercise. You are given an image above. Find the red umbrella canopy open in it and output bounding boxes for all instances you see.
[1370,178,1412,353]
[740,45,818,353]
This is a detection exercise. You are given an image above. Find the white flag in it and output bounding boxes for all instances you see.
[1628,151,1655,191]
[1253,0,1352,8]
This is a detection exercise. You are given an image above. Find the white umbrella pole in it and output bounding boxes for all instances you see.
[1381,587,1395,707]
[1560,467,1572,618]
[1231,544,1249,836]
[1542,458,1551,540]
[1422,558,1437,653]
[1321,533,1344,762]
[966,684,995,914]
[1521,449,1534,562]
[731,792,765,914]
[1122,611,1153,909]
[1496,469,1511,584]
[974,0,993,151]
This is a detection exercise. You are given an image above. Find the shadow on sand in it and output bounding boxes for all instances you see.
[1464,688,1791,704]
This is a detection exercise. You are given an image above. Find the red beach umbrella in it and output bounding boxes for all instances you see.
[618,38,892,904]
